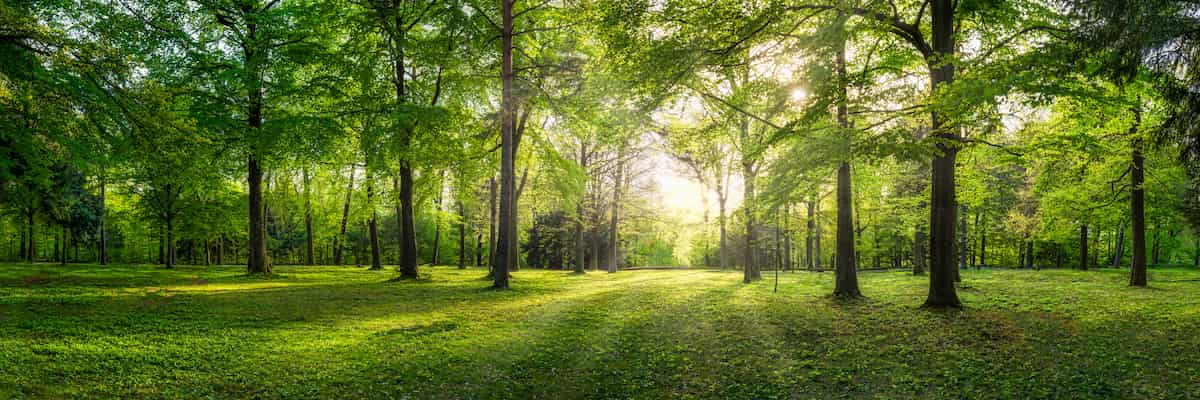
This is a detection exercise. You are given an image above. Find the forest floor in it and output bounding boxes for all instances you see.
[1,264,1198,399]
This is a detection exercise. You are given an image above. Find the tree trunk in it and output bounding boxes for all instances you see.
[304,167,314,266]
[25,211,34,263]
[1026,240,1036,270]
[99,174,107,265]
[432,171,445,266]
[398,163,419,277]
[608,147,624,274]
[815,200,824,272]
[247,155,270,274]
[718,191,729,270]
[1151,229,1161,265]
[743,161,758,282]
[335,166,354,266]
[923,0,961,308]
[217,235,224,265]
[834,162,860,296]
[488,176,498,274]
[166,215,175,269]
[979,211,987,268]
[1130,103,1148,286]
[784,204,792,271]
[913,228,926,275]
[1080,223,1089,271]
[959,205,968,276]
[475,232,483,266]
[806,200,814,271]
[832,25,860,297]
[367,172,383,271]
[494,0,516,289]
[574,145,588,274]
[1112,221,1126,267]
[458,200,467,269]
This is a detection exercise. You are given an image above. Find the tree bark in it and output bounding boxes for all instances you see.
[367,171,383,271]
[743,161,758,282]
[718,188,729,270]
[1026,240,1036,270]
[1080,223,1089,271]
[335,166,354,266]
[304,167,314,266]
[1112,221,1126,267]
[166,215,175,269]
[25,210,34,263]
[832,23,860,297]
[923,0,961,308]
[574,144,588,274]
[488,176,497,273]
[494,0,516,289]
[979,211,987,268]
[398,163,419,277]
[608,147,624,273]
[458,200,467,269]
[913,228,926,275]
[99,173,107,265]
[432,171,445,266]
[1130,103,1148,286]
[806,200,814,271]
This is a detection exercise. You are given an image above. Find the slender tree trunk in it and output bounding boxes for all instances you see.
[335,166,355,266]
[166,215,175,269]
[304,167,314,265]
[25,211,34,263]
[913,228,926,275]
[217,235,224,265]
[1193,236,1199,268]
[1026,240,1036,270]
[1112,221,1126,267]
[979,211,987,268]
[574,145,588,274]
[99,174,107,265]
[475,232,483,267]
[959,205,968,276]
[1130,103,1148,286]
[1080,223,1089,271]
[718,192,729,270]
[158,225,164,265]
[458,200,467,269]
[784,204,792,271]
[1151,229,1161,265]
[367,172,383,271]
[488,176,497,274]
[806,200,814,271]
[608,147,624,273]
[432,171,445,266]
[494,0,516,289]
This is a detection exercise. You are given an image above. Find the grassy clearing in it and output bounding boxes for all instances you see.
[1,264,1198,399]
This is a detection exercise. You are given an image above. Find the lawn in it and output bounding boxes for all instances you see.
[1,264,1198,399]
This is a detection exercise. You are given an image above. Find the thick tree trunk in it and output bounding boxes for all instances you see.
[1130,105,1148,286]
[743,161,758,282]
[247,156,270,274]
[1080,223,1089,271]
[834,162,860,296]
[923,0,961,308]
[399,163,419,277]
[832,26,860,296]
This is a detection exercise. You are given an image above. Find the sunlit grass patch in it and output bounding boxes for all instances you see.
[1,263,1198,399]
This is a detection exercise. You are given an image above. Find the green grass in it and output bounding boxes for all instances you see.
[1,264,1199,399]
